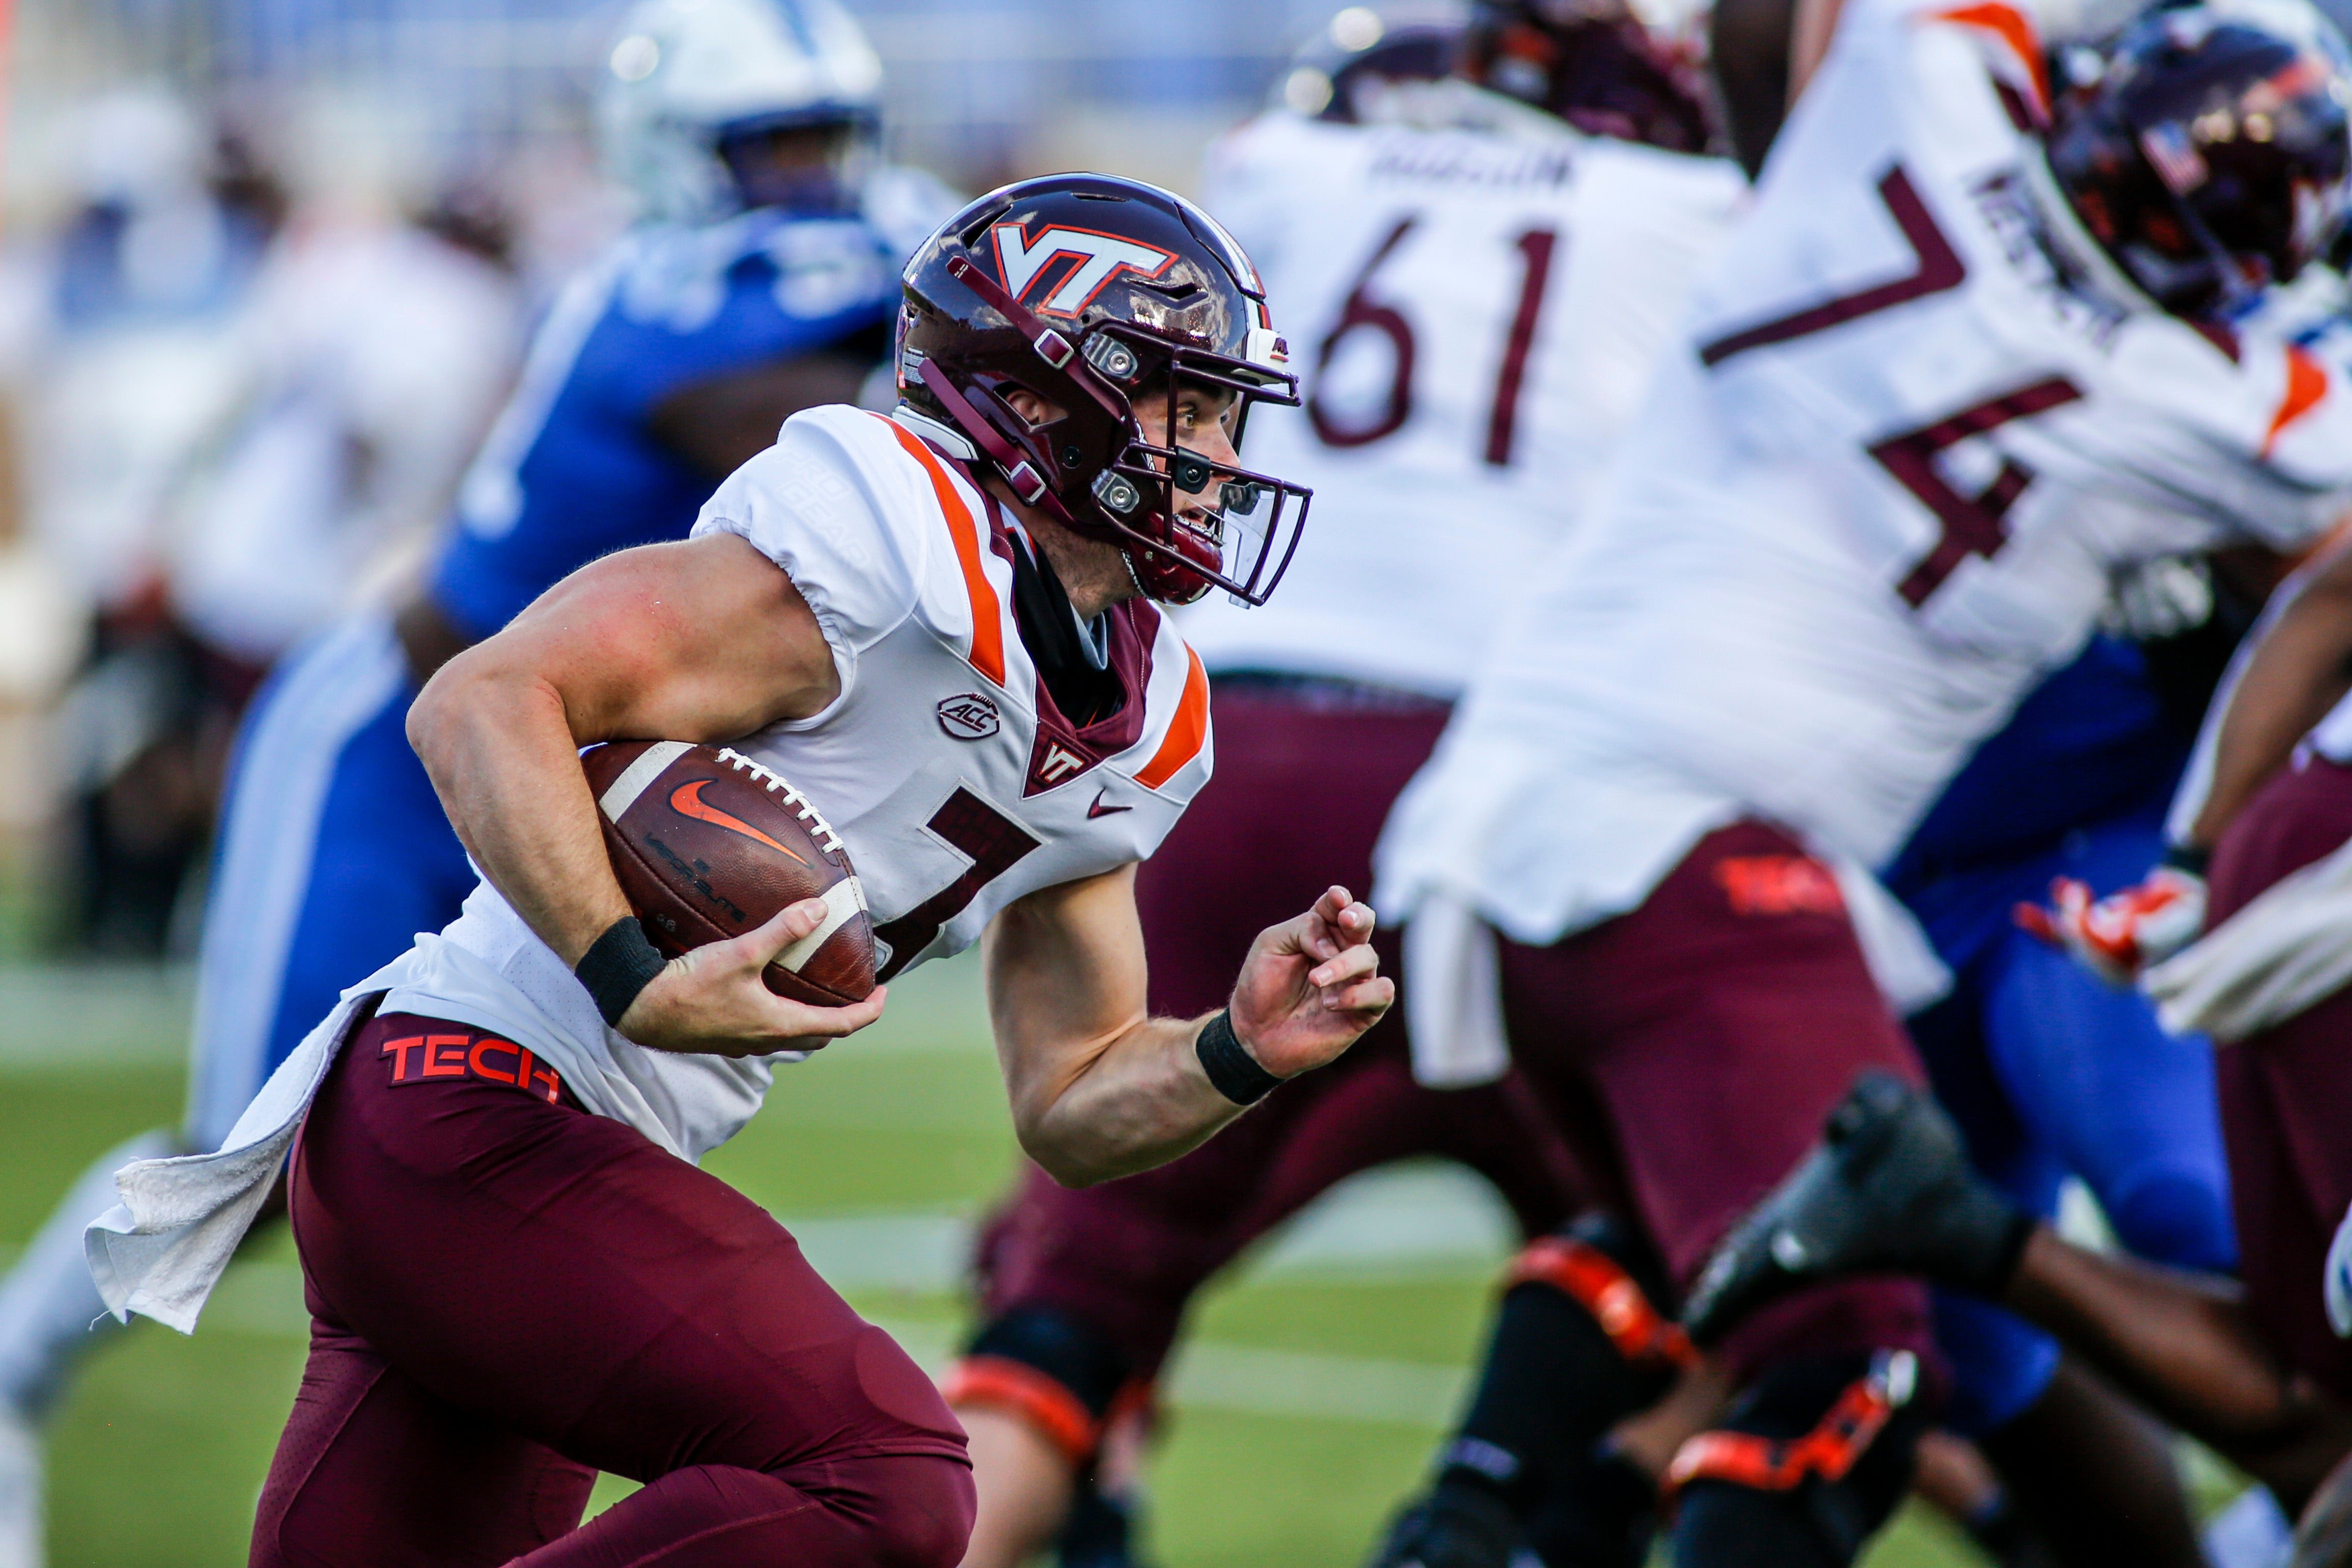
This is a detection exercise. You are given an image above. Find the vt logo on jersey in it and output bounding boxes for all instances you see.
[992,221,1175,317]
[1023,725,1111,797]
[668,780,808,865]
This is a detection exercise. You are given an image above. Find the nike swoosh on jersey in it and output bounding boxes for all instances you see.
[669,780,809,864]
[1087,789,1133,819]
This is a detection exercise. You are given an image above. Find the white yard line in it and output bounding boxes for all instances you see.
[199,1268,1467,1427]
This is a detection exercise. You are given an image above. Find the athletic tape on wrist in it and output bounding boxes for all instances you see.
[1196,1009,1280,1105]
[575,916,668,1027]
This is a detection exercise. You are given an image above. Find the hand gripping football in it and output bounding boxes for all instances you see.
[580,741,875,1005]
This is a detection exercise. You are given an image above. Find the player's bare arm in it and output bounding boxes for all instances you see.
[409,530,883,1055]
[984,866,1391,1186]
[2189,534,2352,849]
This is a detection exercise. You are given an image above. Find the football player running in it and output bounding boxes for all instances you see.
[85,173,1392,1567]
[935,9,1746,1568]
[0,2,948,1561]
[1370,0,2352,1561]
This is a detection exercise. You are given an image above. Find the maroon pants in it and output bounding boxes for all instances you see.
[974,682,1586,1381]
[1495,822,1938,1381]
[256,1011,973,1568]
[2209,754,2352,1403]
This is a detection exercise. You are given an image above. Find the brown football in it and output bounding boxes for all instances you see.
[580,740,875,1006]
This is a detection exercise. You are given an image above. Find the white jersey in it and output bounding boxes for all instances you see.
[1180,90,1749,696]
[376,403,1213,1160]
[1379,0,2352,945]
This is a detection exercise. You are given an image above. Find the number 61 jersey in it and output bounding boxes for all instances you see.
[1180,87,1750,698]
[398,403,1212,1162]
[1378,0,2352,947]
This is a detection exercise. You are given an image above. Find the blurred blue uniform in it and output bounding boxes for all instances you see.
[184,204,920,1145]
[1882,633,2235,1435]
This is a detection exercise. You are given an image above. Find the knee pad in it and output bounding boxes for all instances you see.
[1502,1213,1694,1384]
[1665,1350,1928,1568]
[943,1306,1140,1466]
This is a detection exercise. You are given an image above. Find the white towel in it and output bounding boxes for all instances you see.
[1832,858,1953,1019]
[2143,829,2352,1042]
[1404,890,1512,1088]
[84,986,378,1333]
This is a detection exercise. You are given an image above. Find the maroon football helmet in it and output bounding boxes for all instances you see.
[2047,0,2352,317]
[1461,0,1718,154]
[895,174,1311,606]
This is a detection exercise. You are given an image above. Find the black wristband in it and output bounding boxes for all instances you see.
[1195,1009,1280,1106]
[2162,841,2213,877]
[575,916,668,1028]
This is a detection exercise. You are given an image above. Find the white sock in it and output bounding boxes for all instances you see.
[0,1130,177,1421]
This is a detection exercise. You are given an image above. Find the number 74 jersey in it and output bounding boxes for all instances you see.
[1377,0,2352,948]
[1179,95,1750,698]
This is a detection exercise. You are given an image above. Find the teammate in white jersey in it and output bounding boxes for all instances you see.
[1367,0,2352,1561]
[933,12,1753,1568]
[82,175,1392,1568]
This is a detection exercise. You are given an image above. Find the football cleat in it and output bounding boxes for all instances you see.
[1682,1074,2032,1346]
[1364,1487,1520,1568]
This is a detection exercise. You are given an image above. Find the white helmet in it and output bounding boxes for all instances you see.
[597,0,884,226]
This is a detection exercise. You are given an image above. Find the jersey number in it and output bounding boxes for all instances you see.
[1305,217,1561,466]
[1694,164,2083,605]
[1871,377,2084,605]
[872,787,1040,982]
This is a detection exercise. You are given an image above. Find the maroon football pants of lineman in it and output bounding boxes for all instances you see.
[974,680,1587,1383]
[253,1011,974,1568]
[1493,821,1938,1382]
[2208,755,2352,1404]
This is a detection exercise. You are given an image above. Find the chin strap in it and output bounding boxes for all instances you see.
[915,358,1065,514]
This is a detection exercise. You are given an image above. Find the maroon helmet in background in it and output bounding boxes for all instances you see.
[1462,0,1719,153]
[2046,0,2352,317]
[1277,7,1465,123]
[894,174,1312,606]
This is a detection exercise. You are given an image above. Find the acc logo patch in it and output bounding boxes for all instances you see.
[937,693,1001,740]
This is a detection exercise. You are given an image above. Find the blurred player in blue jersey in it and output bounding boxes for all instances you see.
[1882,597,2244,1568]
[0,4,955,1561]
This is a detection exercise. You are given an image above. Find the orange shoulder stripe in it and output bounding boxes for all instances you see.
[1930,3,2050,115]
[2264,344,2329,459]
[1134,648,1210,792]
[877,415,1005,687]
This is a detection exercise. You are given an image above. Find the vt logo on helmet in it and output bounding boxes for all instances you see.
[991,223,1177,315]
[892,174,1313,607]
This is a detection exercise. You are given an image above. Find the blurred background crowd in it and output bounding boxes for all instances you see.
[0,0,1396,961]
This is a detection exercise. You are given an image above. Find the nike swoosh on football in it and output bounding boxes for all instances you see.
[669,780,809,864]
[1088,789,1133,819]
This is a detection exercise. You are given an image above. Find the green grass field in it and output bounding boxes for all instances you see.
[0,957,2000,1567]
